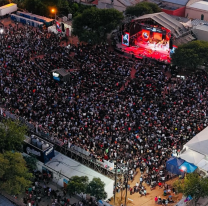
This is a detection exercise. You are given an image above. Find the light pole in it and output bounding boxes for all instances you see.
[0,28,4,41]
[125,160,130,206]
[114,144,118,205]
[181,166,187,178]
[51,9,56,21]
[121,171,124,201]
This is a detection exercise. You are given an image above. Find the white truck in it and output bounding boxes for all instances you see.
[0,3,17,17]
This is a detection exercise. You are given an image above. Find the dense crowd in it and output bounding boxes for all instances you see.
[1,23,208,190]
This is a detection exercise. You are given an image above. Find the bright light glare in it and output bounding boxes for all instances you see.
[0,29,3,34]
[181,166,186,171]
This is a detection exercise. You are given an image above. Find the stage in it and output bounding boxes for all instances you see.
[117,39,171,64]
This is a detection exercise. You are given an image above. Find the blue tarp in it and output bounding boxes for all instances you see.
[179,161,197,173]
[166,157,185,175]
[98,200,113,206]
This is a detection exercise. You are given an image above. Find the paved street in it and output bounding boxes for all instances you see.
[0,195,15,206]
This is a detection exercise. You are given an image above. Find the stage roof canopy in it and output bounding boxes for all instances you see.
[132,12,187,38]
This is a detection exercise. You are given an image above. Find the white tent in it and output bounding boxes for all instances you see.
[180,20,192,28]
[180,148,204,165]
[179,126,208,176]
[180,149,205,165]
[185,126,208,155]
[197,159,208,172]
[44,152,114,200]
[48,25,58,34]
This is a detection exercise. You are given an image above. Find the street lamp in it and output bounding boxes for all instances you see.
[51,9,56,20]
[114,143,118,205]
[16,22,19,30]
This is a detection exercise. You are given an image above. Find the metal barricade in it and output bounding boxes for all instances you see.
[0,109,115,179]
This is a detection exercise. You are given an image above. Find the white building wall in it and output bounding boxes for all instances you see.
[185,7,208,20]
[36,161,69,188]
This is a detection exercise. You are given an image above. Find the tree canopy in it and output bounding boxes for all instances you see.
[86,177,107,200]
[13,0,94,18]
[0,119,27,153]
[125,2,161,17]
[173,173,208,205]
[67,176,89,195]
[0,151,32,195]
[72,7,124,44]
[23,155,38,172]
[171,40,208,69]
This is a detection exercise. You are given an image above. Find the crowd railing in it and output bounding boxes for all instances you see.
[0,107,118,179]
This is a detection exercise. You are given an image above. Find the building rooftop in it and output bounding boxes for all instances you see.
[188,1,208,10]
[0,3,16,10]
[192,19,208,26]
[161,4,180,10]
[162,0,189,6]
[194,24,208,31]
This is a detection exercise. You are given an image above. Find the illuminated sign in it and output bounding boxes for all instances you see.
[53,72,59,77]
[122,32,130,46]
[142,30,150,41]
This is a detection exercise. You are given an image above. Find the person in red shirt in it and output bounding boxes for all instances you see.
[155,196,158,203]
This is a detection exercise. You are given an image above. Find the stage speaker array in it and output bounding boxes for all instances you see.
[162,33,166,40]
[169,39,173,50]
[61,23,65,32]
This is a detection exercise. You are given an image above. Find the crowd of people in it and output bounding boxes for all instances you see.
[1,22,208,198]
[22,170,86,206]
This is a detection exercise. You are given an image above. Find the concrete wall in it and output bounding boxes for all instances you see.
[186,7,208,20]
[162,6,186,17]
[193,27,208,41]
[36,160,69,188]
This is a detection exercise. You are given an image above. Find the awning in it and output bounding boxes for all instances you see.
[179,161,197,173]
[166,157,185,175]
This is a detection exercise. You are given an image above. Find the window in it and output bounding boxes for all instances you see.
[201,14,204,20]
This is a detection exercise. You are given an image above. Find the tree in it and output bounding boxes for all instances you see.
[173,173,208,206]
[72,7,124,44]
[0,119,27,153]
[0,151,32,195]
[125,2,161,17]
[171,40,208,69]
[67,176,89,195]
[57,0,69,15]
[23,155,38,172]
[22,0,48,15]
[86,177,107,200]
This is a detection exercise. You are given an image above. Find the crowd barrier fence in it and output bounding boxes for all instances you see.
[0,107,118,179]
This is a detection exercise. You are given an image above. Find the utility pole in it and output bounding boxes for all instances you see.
[121,172,123,201]
[125,161,130,206]
[114,144,118,205]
